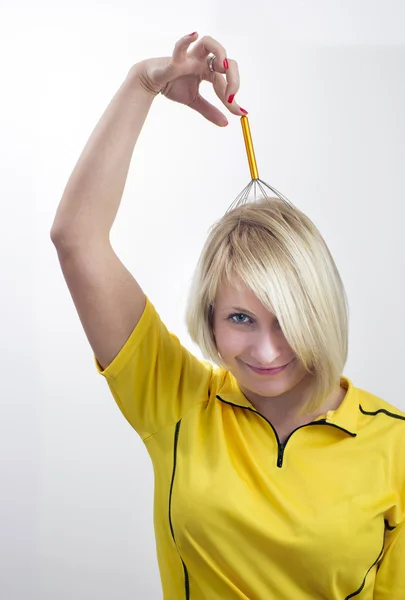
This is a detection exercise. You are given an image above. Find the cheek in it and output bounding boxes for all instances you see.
[215,326,250,358]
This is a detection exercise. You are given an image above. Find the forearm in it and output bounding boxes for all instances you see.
[51,64,155,248]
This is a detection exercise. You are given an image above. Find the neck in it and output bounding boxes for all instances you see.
[240,375,344,425]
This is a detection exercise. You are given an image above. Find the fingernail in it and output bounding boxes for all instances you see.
[188,32,197,36]
[223,59,229,69]
[240,108,248,115]
[228,94,235,104]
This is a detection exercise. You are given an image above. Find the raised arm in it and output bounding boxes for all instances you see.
[51,33,243,370]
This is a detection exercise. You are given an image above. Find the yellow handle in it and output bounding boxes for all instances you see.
[241,115,259,180]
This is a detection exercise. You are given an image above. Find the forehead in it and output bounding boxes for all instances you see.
[215,278,262,310]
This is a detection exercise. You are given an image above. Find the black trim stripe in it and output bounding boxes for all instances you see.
[309,420,357,438]
[360,406,402,533]
[217,395,356,468]
[167,398,399,598]
[345,540,385,599]
[359,405,405,421]
[385,519,396,531]
[168,420,190,599]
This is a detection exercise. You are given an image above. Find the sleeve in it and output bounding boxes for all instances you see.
[94,296,213,440]
[374,521,405,599]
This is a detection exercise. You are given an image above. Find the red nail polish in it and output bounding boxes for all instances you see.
[228,94,235,104]
[240,108,248,115]
[223,59,229,69]
[188,32,197,36]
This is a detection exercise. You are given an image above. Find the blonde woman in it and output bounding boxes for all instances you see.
[51,33,405,599]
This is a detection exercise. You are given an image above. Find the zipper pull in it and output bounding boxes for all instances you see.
[277,444,285,468]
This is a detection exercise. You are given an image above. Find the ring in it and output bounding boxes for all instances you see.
[208,54,216,72]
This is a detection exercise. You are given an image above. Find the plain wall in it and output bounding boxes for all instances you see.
[1,1,405,598]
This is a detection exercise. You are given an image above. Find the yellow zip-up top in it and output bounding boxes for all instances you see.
[96,297,405,599]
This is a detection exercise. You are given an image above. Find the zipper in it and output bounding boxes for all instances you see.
[277,443,285,468]
[275,419,327,467]
[217,395,355,468]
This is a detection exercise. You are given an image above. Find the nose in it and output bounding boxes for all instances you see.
[249,330,283,366]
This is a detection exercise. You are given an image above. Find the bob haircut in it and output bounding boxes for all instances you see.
[186,197,349,415]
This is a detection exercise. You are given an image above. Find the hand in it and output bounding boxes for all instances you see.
[134,33,245,127]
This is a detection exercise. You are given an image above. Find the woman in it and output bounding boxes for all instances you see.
[51,33,405,599]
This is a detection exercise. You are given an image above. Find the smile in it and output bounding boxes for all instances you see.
[245,359,293,376]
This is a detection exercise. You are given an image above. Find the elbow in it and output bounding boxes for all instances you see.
[50,223,110,253]
[50,223,80,252]
[50,223,68,248]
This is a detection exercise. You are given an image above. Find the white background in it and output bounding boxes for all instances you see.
[1,1,405,598]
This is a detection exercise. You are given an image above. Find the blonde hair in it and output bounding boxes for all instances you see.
[185,197,349,414]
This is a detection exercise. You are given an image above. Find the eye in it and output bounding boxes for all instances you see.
[229,313,254,325]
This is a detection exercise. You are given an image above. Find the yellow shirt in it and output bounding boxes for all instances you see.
[96,297,405,599]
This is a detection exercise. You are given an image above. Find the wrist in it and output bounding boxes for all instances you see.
[127,62,161,98]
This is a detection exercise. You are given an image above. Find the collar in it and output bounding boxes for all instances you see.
[217,373,359,437]
[323,376,359,436]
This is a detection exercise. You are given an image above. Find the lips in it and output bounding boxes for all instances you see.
[245,358,294,375]
[249,362,288,371]
[248,360,289,370]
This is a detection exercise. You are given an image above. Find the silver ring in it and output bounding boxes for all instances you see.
[208,54,216,72]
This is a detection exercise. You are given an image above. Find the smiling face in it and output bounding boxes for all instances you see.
[212,277,310,403]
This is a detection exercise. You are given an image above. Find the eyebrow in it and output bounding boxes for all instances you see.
[228,306,256,317]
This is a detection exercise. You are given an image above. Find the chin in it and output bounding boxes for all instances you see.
[233,359,307,397]
[242,377,297,397]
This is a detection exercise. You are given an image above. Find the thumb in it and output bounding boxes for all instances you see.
[188,94,229,127]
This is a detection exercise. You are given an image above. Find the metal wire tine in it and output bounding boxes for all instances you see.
[231,185,249,208]
[247,180,273,203]
[227,180,254,212]
[254,180,267,200]
[243,181,253,201]
[255,180,272,201]
[239,180,254,207]
[257,179,293,207]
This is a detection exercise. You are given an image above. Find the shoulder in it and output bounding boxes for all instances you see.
[354,384,405,492]
[355,384,405,421]
[354,383,405,441]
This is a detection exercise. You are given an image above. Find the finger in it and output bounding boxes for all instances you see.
[172,32,199,65]
[212,72,246,116]
[189,93,229,127]
[222,58,240,101]
[191,36,241,104]
[190,35,227,65]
